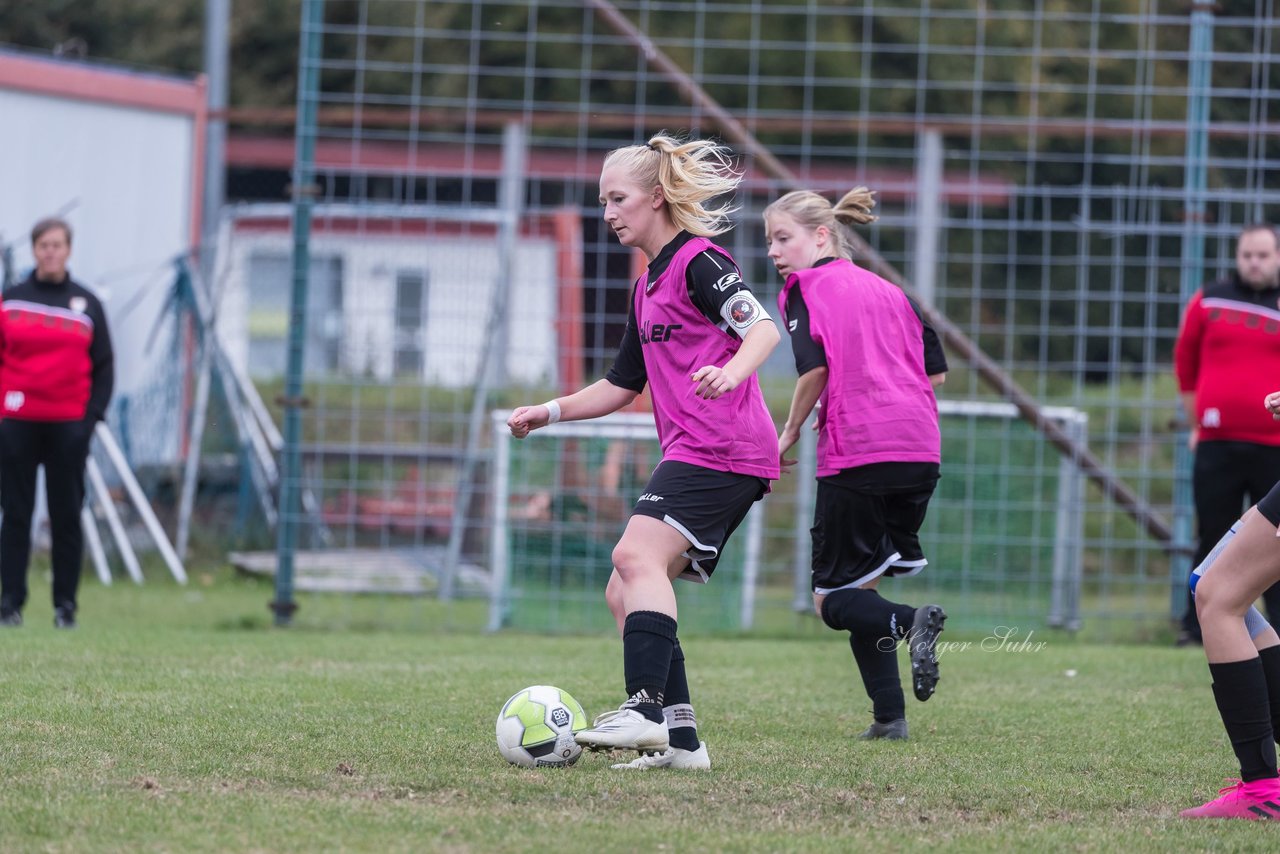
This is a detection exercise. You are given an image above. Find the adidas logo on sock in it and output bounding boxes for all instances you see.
[624,689,664,708]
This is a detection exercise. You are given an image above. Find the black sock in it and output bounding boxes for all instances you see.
[1259,645,1280,744]
[623,610,676,723]
[822,588,916,640]
[1209,658,1278,782]
[850,632,905,723]
[663,638,699,751]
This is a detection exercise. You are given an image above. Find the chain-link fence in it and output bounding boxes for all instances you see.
[189,0,1280,639]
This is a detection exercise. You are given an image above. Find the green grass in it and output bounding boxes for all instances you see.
[3,568,1275,853]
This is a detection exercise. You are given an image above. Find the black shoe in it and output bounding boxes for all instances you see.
[858,718,908,740]
[53,607,76,629]
[0,608,22,627]
[909,604,946,701]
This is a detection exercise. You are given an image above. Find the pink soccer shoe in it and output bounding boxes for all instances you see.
[1181,777,1280,820]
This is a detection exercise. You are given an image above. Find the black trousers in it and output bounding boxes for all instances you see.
[0,418,95,614]
[1182,440,1280,638]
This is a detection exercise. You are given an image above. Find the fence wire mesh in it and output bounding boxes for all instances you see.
[187,0,1280,638]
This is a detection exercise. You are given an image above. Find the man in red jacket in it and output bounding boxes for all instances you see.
[0,218,114,629]
[1175,224,1280,646]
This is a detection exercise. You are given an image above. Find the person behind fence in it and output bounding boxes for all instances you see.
[1180,388,1280,819]
[765,187,947,742]
[0,217,114,630]
[1174,223,1280,647]
[507,132,779,770]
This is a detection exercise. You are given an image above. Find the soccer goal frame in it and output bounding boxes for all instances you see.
[487,410,765,633]
[784,399,1088,631]
[488,400,1087,634]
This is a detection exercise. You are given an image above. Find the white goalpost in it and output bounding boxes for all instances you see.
[487,410,764,633]
[488,400,1088,634]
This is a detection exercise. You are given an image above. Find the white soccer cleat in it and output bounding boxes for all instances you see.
[611,741,710,770]
[575,707,669,754]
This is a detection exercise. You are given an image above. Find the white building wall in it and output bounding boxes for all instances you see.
[221,226,558,388]
[0,54,202,467]
[0,87,196,400]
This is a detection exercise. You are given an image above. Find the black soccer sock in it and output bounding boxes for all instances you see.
[1258,645,1280,744]
[623,610,677,724]
[1209,658,1279,782]
[663,638,700,751]
[850,632,905,723]
[822,588,917,640]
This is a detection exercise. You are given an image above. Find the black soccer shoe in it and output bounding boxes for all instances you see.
[53,606,77,630]
[909,604,946,701]
[0,608,22,627]
[858,718,908,740]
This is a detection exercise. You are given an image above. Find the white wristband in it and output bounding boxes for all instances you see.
[543,399,561,425]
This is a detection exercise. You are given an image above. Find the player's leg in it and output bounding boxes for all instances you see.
[576,513,686,753]
[883,487,947,702]
[604,569,627,634]
[612,635,711,769]
[601,462,762,766]
[607,553,707,767]
[1182,504,1280,819]
[1246,443,1280,627]
[812,482,905,635]
[0,420,44,626]
[617,490,756,768]
[847,630,906,740]
[1244,445,1280,735]
[43,420,92,628]
[1225,480,1280,751]
[1183,441,1247,645]
[1192,515,1280,746]
[808,481,914,737]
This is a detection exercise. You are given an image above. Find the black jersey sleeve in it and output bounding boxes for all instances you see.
[784,287,828,375]
[603,297,647,392]
[85,291,115,421]
[687,249,745,322]
[686,249,772,338]
[906,296,949,375]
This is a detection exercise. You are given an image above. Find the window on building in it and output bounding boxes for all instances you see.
[394,269,428,377]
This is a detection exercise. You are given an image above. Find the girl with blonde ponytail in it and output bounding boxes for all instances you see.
[764,186,948,741]
[507,133,780,769]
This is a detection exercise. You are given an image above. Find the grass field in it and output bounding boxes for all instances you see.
[3,568,1278,853]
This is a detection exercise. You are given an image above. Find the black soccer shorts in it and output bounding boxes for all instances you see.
[629,459,767,583]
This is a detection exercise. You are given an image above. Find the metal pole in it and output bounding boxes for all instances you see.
[487,412,512,632]
[1066,416,1087,631]
[1049,434,1075,628]
[80,506,112,586]
[202,0,229,279]
[94,424,188,584]
[739,502,764,630]
[175,263,215,560]
[85,457,145,584]
[791,420,817,613]
[174,245,281,551]
[442,121,527,602]
[1171,3,1215,621]
[273,0,325,625]
[1049,414,1087,631]
[913,128,943,308]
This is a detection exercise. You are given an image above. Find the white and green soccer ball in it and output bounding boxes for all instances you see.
[496,685,589,768]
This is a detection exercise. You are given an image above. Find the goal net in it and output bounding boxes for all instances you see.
[487,411,762,635]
